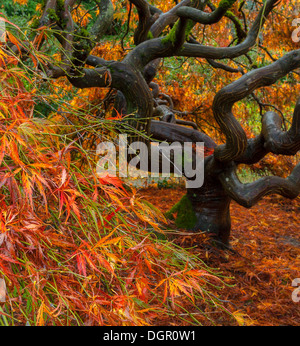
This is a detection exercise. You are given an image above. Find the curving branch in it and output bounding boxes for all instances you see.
[125,0,279,71]
[219,163,300,208]
[60,0,77,66]
[262,99,300,155]
[179,0,280,60]
[41,0,77,75]
[212,49,300,163]
[206,0,246,43]
[67,62,153,135]
[129,0,152,44]
[176,0,237,25]
[149,0,192,38]
[22,0,298,247]
[150,120,217,149]
[40,0,58,27]
[124,15,190,70]
[234,134,269,165]
[234,92,300,166]
[90,0,114,43]
[223,9,247,43]
[143,58,161,84]
[86,55,111,67]
[206,58,242,73]
[175,119,198,130]
[153,105,176,123]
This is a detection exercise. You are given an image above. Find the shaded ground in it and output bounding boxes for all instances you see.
[137,187,300,326]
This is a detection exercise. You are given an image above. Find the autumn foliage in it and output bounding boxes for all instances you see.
[0,33,236,326]
[0,0,299,326]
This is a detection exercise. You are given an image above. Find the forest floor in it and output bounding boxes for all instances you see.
[137,187,300,326]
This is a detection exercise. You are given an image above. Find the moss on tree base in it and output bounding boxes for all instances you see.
[165,194,197,230]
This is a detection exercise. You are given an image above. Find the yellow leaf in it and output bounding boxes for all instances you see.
[36,302,45,326]
[232,310,254,326]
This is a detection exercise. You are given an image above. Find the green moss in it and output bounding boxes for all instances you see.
[218,0,237,11]
[72,27,93,64]
[226,10,243,29]
[225,10,245,43]
[76,27,90,39]
[46,0,67,28]
[47,8,59,22]
[161,20,181,46]
[162,17,196,46]
[147,31,154,40]
[185,19,195,40]
[165,194,197,229]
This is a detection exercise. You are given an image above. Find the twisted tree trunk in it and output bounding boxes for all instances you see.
[23,0,300,248]
[171,159,232,246]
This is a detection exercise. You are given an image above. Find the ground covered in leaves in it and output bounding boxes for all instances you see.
[138,187,300,326]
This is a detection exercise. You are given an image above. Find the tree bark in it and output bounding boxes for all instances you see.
[164,156,232,246]
[33,0,299,249]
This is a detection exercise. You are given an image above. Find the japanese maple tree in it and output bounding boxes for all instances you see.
[3,0,300,247]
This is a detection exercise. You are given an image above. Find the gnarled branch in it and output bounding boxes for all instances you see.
[129,0,152,44]
[150,120,217,149]
[176,0,237,25]
[219,163,300,208]
[90,0,114,43]
[67,62,153,135]
[179,0,280,60]
[149,0,192,38]
[262,99,300,155]
[212,49,300,163]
